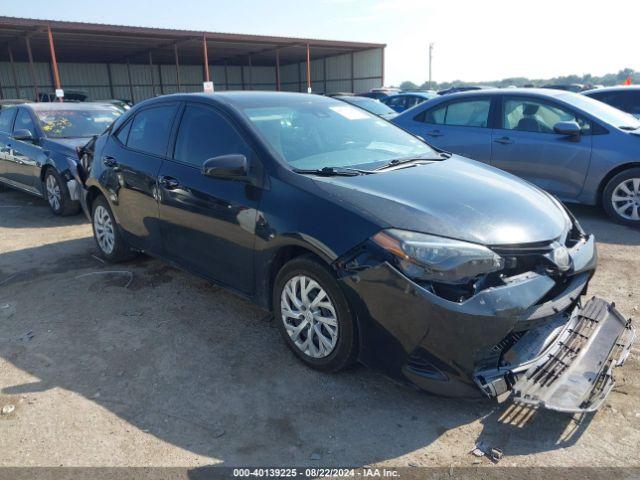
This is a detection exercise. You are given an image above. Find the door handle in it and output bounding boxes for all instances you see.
[426,130,443,137]
[494,136,513,145]
[159,175,180,190]
[102,155,119,168]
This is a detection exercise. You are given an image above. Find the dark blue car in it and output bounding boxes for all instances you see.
[0,102,122,215]
[76,91,633,412]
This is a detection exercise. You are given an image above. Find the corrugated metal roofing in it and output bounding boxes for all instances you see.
[0,16,385,66]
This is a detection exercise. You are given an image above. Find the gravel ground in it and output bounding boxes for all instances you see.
[0,188,638,468]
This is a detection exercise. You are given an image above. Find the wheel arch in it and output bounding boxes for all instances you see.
[597,162,640,205]
[257,242,335,311]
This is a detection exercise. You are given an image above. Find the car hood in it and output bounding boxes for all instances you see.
[41,137,93,157]
[311,156,569,246]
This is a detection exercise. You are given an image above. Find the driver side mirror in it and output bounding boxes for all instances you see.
[553,121,581,138]
[13,129,34,142]
[202,154,248,180]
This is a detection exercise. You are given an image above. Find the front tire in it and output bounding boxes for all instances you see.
[43,168,80,216]
[273,255,357,372]
[91,195,134,262]
[602,168,640,226]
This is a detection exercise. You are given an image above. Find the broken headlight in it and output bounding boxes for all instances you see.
[372,229,504,284]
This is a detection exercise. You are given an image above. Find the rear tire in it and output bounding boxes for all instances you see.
[602,168,640,226]
[91,195,134,262]
[43,168,80,216]
[273,255,357,372]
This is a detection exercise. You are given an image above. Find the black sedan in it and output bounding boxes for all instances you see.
[0,102,122,215]
[79,92,633,412]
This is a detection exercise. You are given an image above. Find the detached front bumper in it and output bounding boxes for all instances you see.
[510,297,634,412]
[338,234,634,411]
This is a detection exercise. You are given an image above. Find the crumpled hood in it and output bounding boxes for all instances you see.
[311,156,569,246]
[41,137,92,158]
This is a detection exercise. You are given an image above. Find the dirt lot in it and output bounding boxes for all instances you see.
[0,187,638,468]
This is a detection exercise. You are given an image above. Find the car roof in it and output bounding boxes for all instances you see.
[389,91,435,98]
[22,102,122,111]
[429,87,577,99]
[583,86,640,94]
[134,91,349,111]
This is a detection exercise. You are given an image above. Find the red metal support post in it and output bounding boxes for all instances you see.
[202,34,210,83]
[126,58,135,104]
[275,50,281,92]
[174,43,181,92]
[25,36,39,101]
[7,46,20,99]
[148,51,156,96]
[306,43,311,93]
[47,26,62,102]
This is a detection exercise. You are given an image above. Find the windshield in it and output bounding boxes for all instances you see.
[242,99,436,170]
[35,108,122,138]
[561,93,640,129]
[340,97,396,116]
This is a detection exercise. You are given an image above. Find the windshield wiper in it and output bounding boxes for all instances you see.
[374,152,449,171]
[293,166,374,176]
[619,125,640,131]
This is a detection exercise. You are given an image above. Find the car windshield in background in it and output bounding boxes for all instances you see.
[243,101,435,170]
[35,108,122,138]
[339,96,397,116]
[560,93,640,130]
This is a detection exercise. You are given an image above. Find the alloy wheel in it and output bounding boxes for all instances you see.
[46,174,61,211]
[611,177,640,221]
[93,205,115,254]
[280,275,339,359]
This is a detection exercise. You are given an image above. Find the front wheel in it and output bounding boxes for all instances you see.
[273,255,357,372]
[602,168,640,226]
[91,195,134,262]
[44,168,80,216]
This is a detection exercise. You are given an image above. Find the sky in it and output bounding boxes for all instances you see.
[2,0,638,86]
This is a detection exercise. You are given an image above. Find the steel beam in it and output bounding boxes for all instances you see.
[202,34,210,83]
[174,43,181,91]
[7,46,20,98]
[25,36,39,101]
[47,26,62,101]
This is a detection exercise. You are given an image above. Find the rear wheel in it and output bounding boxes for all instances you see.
[43,168,80,216]
[91,195,134,262]
[273,255,357,372]
[602,168,640,226]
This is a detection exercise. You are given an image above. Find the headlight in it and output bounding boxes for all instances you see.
[372,229,504,284]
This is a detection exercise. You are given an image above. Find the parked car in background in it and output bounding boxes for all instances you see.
[0,99,29,109]
[333,95,397,119]
[392,88,640,225]
[99,99,133,113]
[542,84,585,93]
[39,90,89,102]
[77,91,632,412]
[382,91,437,113]
[583,86,640,119]
[358,87,400,100]
[0,102,122,215]
[437,85,492,95]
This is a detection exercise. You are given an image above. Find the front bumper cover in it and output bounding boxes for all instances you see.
[510,297,634,413]
[338,234,634,411]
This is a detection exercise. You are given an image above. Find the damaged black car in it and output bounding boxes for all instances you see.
[78,92,634,413]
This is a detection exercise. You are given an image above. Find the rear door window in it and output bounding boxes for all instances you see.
[419,99,490,127]
[126,104,178,157]
[173,104,252,167]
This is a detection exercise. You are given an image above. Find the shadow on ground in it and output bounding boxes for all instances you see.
[0,245,592,466]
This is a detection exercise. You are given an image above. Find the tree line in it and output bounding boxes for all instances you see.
[398,68,639,91]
